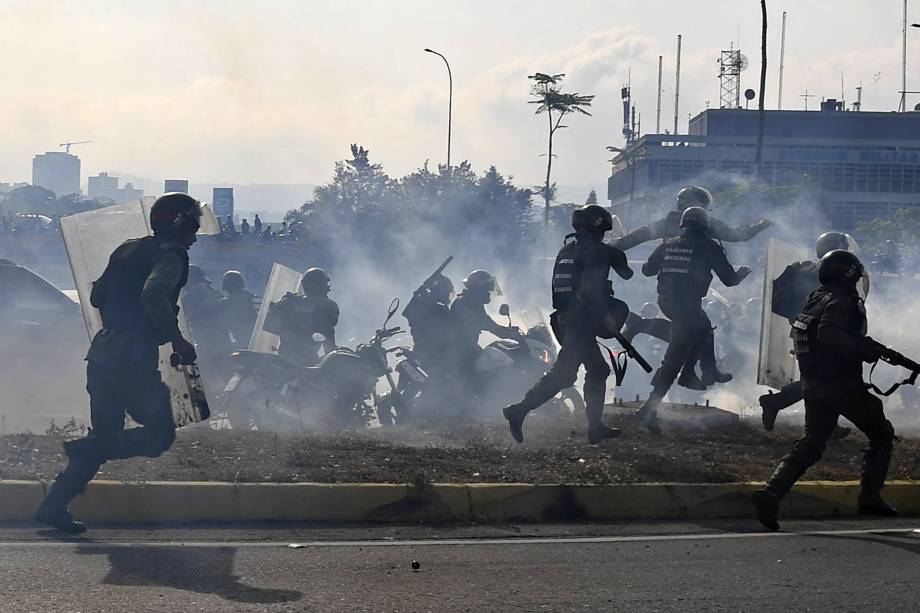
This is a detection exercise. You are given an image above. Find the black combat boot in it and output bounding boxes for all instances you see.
[751,489,780,532]
[700,368,733,386]
[587,424,621,444]
[34,474,87,534]
[759,392,781,431]
[585,386,619,444]
[502,402,530,444]
[752,458,807,531]
[677,369,707,391]
[857,451,898,517]
[636,393,663,435]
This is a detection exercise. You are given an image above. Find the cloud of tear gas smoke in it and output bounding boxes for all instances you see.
[0,260,89,434]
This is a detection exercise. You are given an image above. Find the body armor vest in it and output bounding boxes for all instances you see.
[90,236,188,339]
[790,288,866,382]
[551,238,581,310]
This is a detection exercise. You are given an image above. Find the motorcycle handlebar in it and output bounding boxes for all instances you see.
[373,326,402,342]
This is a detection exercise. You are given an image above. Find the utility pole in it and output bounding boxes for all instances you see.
[777,11,787,110]
[755,0,768,178]
[901,0,908,112]
[656,55,663,133]
[674,34,682,135]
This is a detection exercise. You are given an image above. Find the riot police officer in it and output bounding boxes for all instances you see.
[760,232,856,431]
[448,270,522,383]
[263,267,339,366]
[614,185,770,385]
[753,250,900,531]
[34,193,202,533]
[219,270,258,349]
[637,207,751,433]
[503,204,633,444]
[403,272,454,367]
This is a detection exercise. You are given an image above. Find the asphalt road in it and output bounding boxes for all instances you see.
[1,519,920,612]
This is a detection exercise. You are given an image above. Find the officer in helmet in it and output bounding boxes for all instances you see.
[637,206,751,433]
[613,185,770,385]
[760,232,861,433]
[403,272,454,367]
[503,204,633,444]
[753,250,901,531]
[263,267,339,366]
[612,185,772,251]
[219,270,257,349]
[35,193,202,533]
[449,270,522,382]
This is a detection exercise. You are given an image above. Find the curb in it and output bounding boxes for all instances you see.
[3,480,920,524]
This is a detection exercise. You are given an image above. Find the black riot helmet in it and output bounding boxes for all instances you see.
[679,206,711,233]
[462,270,498,304]
[150,193,203,238]
[572,204,613,234]
[815,232,850,259]
[187,265,211,285]
[428,273,454,304]
[301,267,331,294]
[222,270,245,293]
[676,185,713,211]
[818,250,864,287]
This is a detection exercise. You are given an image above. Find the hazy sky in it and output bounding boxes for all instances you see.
[0,0,913,194]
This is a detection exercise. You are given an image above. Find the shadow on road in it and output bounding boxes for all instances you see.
[807,531,920,557]
[75,545,303,604]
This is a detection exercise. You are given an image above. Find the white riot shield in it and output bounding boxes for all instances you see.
[60,199,211,426]
[757,238,810,390]
[248,263,302,353]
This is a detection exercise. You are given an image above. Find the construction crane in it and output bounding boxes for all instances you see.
[59,140,92,154]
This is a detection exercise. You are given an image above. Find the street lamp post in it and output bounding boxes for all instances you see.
[424,48,452,168]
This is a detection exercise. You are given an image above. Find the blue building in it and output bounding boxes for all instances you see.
[608,103,920,230]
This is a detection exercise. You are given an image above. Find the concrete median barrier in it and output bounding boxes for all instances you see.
[2,480,920,524]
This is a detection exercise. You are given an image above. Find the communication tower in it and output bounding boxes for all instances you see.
[718,47,748,109]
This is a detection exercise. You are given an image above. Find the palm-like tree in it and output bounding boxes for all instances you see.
[528,73,594,224]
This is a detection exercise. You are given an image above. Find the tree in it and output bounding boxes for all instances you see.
[528,73,594,224]
[584,189,598,205]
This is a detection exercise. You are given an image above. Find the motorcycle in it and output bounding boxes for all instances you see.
[473,304,585,415]
[222,298,405,431]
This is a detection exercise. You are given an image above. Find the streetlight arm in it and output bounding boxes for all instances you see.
[424,48,452,168]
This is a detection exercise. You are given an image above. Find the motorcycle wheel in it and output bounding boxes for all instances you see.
[553,388,586,415]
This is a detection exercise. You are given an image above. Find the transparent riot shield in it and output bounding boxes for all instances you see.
[248,262,302,353]
[757,238,810,390]
[60,199,211,427]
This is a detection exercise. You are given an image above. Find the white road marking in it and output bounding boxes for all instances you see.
[0,527,917,548]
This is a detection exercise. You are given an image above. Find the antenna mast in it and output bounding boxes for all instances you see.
[777,11,787,110]
[656,55,663,133]
[719,45,745,109]
[674,34,682,135]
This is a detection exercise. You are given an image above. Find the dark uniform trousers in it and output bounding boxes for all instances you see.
[766,383,894,497]
[50,362,176,502]
[650,296,711,393]
[518,311,610,426]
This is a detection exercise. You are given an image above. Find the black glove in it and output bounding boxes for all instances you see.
[861,337,886,363]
